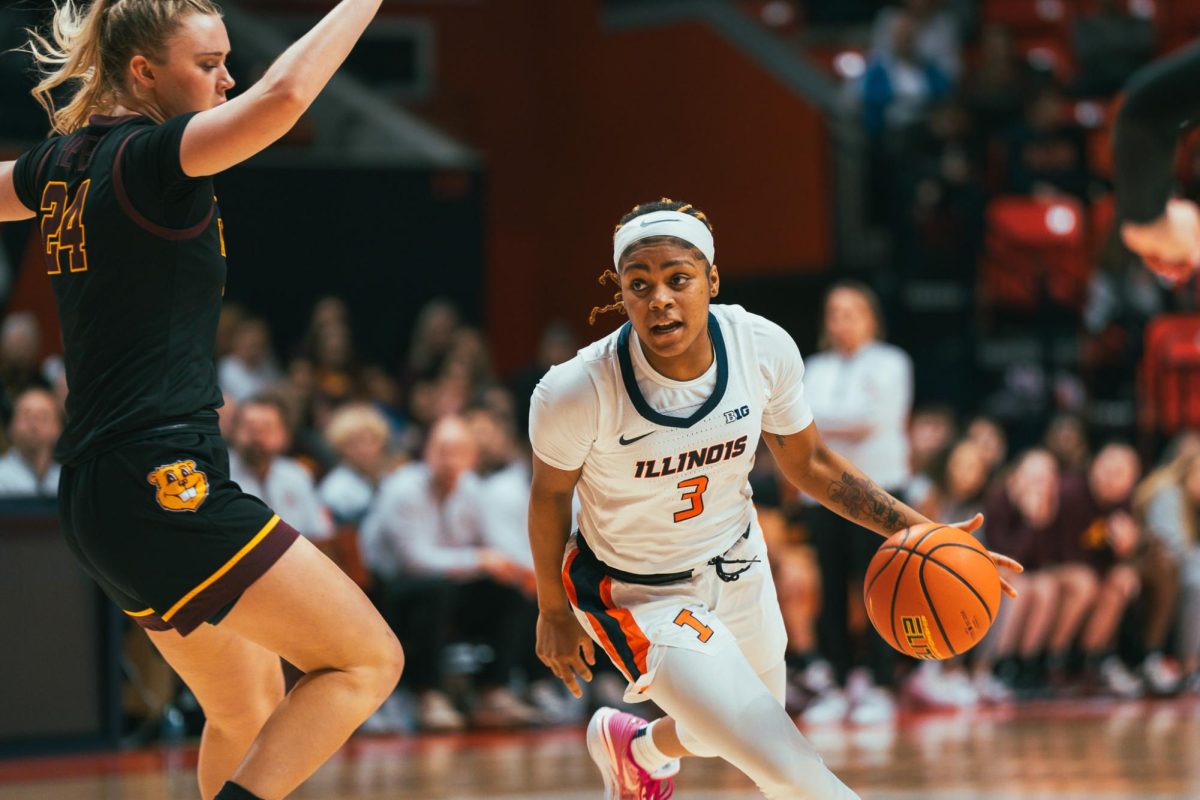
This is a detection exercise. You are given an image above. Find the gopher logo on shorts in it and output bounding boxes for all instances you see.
[147,460,209,512]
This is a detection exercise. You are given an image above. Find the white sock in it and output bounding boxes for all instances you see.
[629,719,679,777]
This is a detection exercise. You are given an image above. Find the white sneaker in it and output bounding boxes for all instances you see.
[471,687,543,728]
[1099,656,1144,699]
[905,662,974,709]
[848,687,896,725]
[530,679,583,725]
[1141,653,1182,696]
[800,687,849,725]
[360,692,408,734]
[972,671,1014,704]
[417,689,466,731]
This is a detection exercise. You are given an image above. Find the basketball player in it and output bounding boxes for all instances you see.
[1114,41,1200,279]
[0,2,400,799]
[529,199,1024,799]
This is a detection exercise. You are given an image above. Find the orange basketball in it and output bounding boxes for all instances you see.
[864,523,1001,660]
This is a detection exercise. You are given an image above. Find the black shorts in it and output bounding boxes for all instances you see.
[59,429,299,636]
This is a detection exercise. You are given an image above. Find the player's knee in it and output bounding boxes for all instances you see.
[202,672,282,736]
[755,748,817,795]
[360,626,405,699]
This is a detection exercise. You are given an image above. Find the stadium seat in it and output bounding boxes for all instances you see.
[980,195,1090,311]
[1140,314,1200,433]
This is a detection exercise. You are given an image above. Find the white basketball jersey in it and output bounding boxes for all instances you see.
[530,304,813,574]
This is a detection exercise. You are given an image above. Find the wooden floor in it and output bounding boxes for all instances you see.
[2,698,1198,799]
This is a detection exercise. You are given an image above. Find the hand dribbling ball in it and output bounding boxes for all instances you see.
[864,523,1001,660]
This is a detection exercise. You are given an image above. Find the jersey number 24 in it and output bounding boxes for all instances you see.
[41,180,91,275]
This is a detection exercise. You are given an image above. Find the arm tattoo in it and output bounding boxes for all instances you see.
[774,434,787,447]
[827,471,908,532]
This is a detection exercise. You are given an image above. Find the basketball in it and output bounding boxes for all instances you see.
[864,523,1001,660]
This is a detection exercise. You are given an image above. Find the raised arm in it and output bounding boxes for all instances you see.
[764,423,1022,596]
[179,0,382,178]
[528,455,594,697]
[0,162,36,222]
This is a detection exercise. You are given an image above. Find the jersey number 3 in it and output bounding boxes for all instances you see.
[41,180,91,275]
[673,475,709,523]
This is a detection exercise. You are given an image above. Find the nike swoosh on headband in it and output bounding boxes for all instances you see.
[640,218,673,228]
[619,431,655,445]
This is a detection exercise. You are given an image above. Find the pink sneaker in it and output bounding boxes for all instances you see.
[586,707,675,799]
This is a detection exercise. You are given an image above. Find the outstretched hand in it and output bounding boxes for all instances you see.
[948,512,1024,599]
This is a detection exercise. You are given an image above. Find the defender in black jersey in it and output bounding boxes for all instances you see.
[0,2,398,799]
[12,111,290,636]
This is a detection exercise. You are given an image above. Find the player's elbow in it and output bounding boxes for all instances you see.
[259,76,312,125]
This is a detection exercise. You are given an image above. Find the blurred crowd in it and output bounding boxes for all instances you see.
[1,277,1198,736]
[2,0,1200,739]
[817,0,1197,433]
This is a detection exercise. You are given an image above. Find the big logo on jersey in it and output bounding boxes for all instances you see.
[147,460,209,512]
[634,435,748,478]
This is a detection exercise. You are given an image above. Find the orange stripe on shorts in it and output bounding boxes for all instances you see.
[599,576,651,678]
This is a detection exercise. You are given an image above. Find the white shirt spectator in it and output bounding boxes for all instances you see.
[871,5,961,81]
[480,461,533,569]
[0,450,59,497]
[804,341,913,491]
[318,464,378,524]
[360,463,488,580]
[218,356,282,403]
[230,453,333,541]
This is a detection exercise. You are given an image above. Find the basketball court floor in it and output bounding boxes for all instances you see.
[1,698,1196,799]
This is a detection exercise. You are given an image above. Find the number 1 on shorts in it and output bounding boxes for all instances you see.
[674,609,714,643]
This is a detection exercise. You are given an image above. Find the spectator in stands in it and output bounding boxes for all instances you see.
[966,415,1008,477]
[218,317,283,402]
[1002,84,1092,200]
[962,24,1037,155]
[1137,450,1200,693]
[1050,443,1145,695]
[318,403,397,525]
[464,403,577,721]
[361,415,539,730]
[802,281,913,724]
[983,449,1062,692]
[915,437,990,524]
[870,0,962,83]
[229,393,333,542]
[1044,412,1091,474]
[0,387,61,498]
[214,303,247,360]
[405,298,461,383]
[1070,0,1155,98]
[909,404,958,478]
[0,312,50,424]
[442,328,495,399]
[510,321,578,439]
[862,8,952,145]
[464,405,532,573]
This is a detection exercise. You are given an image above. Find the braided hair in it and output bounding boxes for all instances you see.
[589,198,715,324]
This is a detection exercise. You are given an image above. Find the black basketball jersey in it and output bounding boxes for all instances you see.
[13,114,227,465]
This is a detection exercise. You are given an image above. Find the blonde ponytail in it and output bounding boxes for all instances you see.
[22,0,224,136]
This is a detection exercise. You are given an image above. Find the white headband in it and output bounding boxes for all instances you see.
[612,210,715,268]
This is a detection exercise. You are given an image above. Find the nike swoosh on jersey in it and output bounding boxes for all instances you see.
[619,431,655,446]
